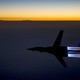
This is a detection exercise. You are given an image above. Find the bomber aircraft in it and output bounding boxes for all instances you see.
[27,30,80,67]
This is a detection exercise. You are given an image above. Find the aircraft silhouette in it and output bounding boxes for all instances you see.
[27,30,80,67]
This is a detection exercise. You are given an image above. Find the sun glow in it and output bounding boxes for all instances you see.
[0,17,80,21]
[0,1,80,21]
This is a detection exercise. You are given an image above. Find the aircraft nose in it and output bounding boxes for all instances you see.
[27,48,31,50]
[27,48,35,51]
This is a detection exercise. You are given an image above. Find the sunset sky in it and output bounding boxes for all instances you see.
[0,0,80,20]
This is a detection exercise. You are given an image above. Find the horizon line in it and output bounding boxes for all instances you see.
[0,17,80,21]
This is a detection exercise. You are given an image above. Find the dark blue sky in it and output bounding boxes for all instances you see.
[0,0,80,6]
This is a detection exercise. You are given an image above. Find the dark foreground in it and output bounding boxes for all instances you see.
[0,21,80,80]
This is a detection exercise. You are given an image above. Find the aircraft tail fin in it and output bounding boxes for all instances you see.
[53,30,63,47]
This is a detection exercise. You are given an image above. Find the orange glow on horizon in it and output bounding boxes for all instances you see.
[0,17,80,21]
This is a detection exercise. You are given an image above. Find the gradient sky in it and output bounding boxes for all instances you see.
[0,0,80,20]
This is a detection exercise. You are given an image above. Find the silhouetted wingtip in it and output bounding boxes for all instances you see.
[60,30,64,32]
[64,65,67,68]
[62,62,68,68]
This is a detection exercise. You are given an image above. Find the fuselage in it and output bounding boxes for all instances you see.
[43,46,68,57]
[27,46,67,57]
[27,46,80,57]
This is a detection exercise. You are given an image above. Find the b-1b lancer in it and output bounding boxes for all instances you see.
[27,30,80,67]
